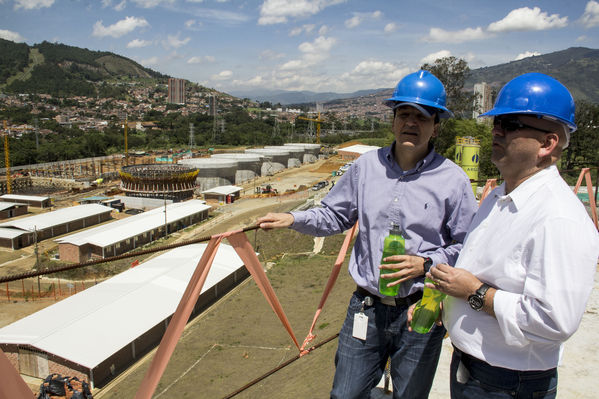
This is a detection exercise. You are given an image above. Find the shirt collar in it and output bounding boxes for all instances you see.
[497,165,559,210]
[386,141,436,174]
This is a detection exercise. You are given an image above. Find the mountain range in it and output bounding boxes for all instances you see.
[0,40,597,105]
[234,47,599,106]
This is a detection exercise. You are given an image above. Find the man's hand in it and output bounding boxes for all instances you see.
[257,212,294,230]
[406,301,443,331]
[426,263,481,300]
[380,255,425,286]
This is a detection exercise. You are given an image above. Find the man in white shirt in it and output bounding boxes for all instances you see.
[425,73,599,398]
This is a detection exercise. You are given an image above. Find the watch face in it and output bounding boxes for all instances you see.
[468,294,484,310]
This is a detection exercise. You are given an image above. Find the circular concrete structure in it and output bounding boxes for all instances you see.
[284,143,321,163]
[211,153,264,183]
[265,146,305,168]
[178,158,237,191]
[245,148,290,176]
[119,164,198,201]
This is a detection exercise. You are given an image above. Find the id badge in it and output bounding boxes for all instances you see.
[352,312,368,340]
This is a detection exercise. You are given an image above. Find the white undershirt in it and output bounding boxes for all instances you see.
[444,165,599,370]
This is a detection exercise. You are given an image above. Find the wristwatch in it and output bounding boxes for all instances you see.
[422,257,433,274]
[468,283,490,311]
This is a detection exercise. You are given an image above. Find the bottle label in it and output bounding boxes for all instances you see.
[352,312,368,340]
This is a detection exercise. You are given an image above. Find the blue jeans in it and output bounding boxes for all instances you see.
[330,290,445,399]
[450,347,558,399]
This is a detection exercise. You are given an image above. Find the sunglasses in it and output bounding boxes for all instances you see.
[493,116,554,134]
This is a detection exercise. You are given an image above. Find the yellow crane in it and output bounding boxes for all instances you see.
[297,112,324,144]
[2,120,10,194]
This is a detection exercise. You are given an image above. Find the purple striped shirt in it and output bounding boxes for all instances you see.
[291,144,477,297]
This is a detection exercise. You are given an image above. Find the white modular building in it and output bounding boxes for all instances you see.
[0,243,250,388]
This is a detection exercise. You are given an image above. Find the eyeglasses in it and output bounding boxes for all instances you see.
[493,116,554,134]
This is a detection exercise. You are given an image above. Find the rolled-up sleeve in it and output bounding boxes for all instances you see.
[290,163,359,237]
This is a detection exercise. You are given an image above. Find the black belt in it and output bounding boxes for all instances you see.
[356,286,423,307]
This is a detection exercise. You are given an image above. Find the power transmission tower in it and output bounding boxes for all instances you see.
[189,123,195,150]
[34,117,39,151]
[271,116,280,138]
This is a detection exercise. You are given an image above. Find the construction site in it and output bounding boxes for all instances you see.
[0,138,597,398]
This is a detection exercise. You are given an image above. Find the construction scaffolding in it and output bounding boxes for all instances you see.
[119,164,199,202]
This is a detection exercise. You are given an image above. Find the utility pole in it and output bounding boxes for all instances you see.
[163,194,168,238]
[34,226,40,294]
[3,120,11,194]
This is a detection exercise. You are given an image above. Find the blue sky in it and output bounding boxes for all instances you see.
[1,0,598,95]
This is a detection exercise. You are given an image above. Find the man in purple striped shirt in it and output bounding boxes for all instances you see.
[258,70,477,399]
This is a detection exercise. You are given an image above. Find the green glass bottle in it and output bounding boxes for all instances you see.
[410,277,447,334]
[378,223,405,296]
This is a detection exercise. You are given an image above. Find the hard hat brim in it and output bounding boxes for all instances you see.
[479,108,577,133]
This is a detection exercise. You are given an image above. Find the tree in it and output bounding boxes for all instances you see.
[421,56,474,119]
[563,100,599,171]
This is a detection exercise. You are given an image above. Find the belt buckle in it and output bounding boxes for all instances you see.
[380,296,396,306]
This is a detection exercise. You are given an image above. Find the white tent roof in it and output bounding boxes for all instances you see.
[55,200,210,247]
[0,227,28,239]
[0,202,26,211]
[201,185,242,196]
[0,194,50,202]
[0,243,247,369]
[339,144,380,155]
[0,204,113,232]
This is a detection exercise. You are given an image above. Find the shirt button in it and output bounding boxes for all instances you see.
[394,198,398,202]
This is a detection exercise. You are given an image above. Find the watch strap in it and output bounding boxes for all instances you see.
[422,257,433,274]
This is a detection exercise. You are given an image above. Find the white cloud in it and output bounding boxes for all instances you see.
[92,16,149,38]
[345,15,361,29]
[130,0,174,8]
[141,56,159,66]
[289,24,315,36]
[318,25,329,35]
[384,22,397,33]
[258,0,345,25]
[101,0,112,7]
[339,60,411,90]
[212,70,233,80]
[186,0,203,2]
[14,0,54,10]
[280,35,336,71]
[420,50,452,65]
[127,38,152,48]
[187,55,215,64]
[576,35,588,42]
[0,29,25,42]
[114,0,126,11]
[162,33,190,49]
[580,1,599,28]
[345,11,381,29]
[260,49,285,60]
[424,27,487,43]
[514,51,541,61]
[488,7,567,32]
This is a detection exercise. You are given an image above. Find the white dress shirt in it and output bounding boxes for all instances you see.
[444,165,599,370]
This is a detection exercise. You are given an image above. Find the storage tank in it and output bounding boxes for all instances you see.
[245,148,290,176]
[211,153,264,183]
[265,146,304,168]
[178,158,238,191]
[284,143,321,163]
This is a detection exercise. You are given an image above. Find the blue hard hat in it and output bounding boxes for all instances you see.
[384,70,453,119]
[480,72,577,133]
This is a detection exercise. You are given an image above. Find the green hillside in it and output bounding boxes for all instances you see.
[0,39,168,97]
[466,47,599,103]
